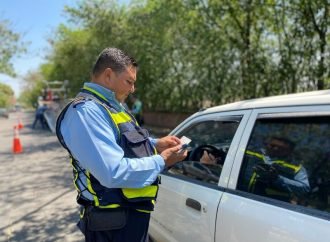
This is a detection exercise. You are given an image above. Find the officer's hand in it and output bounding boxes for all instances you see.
[160,145,187,167]
[270,163,282,171]
[254,163,271,174]
[269,164,279,180]
[156,136,181,153]
[254,163,278,183]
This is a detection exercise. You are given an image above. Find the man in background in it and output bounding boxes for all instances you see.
[32,103,48,129]
[130,94,144,125]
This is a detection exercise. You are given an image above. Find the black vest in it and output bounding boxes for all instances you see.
[56,87,159,211]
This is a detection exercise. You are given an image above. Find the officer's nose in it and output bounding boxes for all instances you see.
[130,85,135,93]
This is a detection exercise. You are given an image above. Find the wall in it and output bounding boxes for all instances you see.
[143,111,192,129]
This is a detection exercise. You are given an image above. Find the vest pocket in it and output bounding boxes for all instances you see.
[121,129,153,158]
[86,207,127,231]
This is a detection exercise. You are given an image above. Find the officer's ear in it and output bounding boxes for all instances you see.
[105,68,114,84]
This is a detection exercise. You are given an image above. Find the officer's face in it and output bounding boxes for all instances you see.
[266,139,292,158]
[111,66,137,102]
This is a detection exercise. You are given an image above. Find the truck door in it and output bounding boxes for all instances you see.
[216,107,330,242]
[149,110,251,242]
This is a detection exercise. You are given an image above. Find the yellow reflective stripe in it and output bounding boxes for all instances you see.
[70,158,80,191]
[81,87,132,133]
[103,108,120,134]
[246,151,301,173]
[136,209,151,213]
[98,204,121,209]
[83,85,108,102]
[80,207,85,218]
[105,111,132,135]
[246,150,264,159]
[273,160,301,173]
[81,91,121,133]
[111,112,132,124]
[248,172,257,192]
[122,186,158,199]
[86,171,99,206]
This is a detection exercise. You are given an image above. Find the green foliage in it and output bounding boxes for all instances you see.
[39,0,329,112]
[18,71,45,108]
[0,83,14,107]
[0,19,25,76]
[43,25,99,97]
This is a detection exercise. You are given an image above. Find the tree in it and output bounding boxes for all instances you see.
[18,71,45,107]
[296,0,329,90]
[0,83,14,107]
[43,25,98,97]
[0,18,25,76]
[40,0,330,113]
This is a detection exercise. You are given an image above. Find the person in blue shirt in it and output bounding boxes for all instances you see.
[130,94,144,125]
[32,103,48,129]
[56,47,187,242]
[244,136,310,204]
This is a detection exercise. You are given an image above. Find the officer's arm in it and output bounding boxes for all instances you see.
[61,101,165,189]
[274,167,310,196]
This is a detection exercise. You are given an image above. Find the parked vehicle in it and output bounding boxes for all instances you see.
[149,90,330,242]
[0,108,9,118]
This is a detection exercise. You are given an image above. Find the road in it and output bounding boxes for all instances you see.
[0,112,83,242]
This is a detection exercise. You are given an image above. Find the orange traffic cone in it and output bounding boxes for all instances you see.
[18,117,24,129]
[13,125,23,154]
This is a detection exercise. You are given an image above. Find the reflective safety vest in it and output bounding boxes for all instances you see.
[56,86,159,211]
[246,150,302,194]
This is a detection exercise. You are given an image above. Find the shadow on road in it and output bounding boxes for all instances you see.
[1,112,83,241]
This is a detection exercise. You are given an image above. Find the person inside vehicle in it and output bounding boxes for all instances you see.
[197,145,227,166]
[197,146,226,180]
[245,136,310,203]
[200,150,221,165]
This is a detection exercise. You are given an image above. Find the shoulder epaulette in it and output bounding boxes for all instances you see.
[72,97,88,108]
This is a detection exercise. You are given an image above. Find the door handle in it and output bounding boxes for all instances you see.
[186,198,201,211]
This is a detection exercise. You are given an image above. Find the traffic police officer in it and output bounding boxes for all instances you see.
[56,47,187,242]
[245,137,310,202]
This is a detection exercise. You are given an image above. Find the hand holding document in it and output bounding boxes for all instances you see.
[178,136,191,153]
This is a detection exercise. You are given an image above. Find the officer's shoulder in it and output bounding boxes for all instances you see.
[71,97,106,113]
[70,97,85,108]
[71,97,96,108]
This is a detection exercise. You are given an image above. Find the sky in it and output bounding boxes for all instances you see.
[0,0,78,96]
[0,0,129,97]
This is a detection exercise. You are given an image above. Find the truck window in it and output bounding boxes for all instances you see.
[167,116,242,185]
[237,116,330,213]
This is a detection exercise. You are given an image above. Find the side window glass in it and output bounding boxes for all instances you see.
[237,116,330,213]
[167,116,242,185]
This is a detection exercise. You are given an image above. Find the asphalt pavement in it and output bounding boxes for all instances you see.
[0,111,83,242]
[0,111,170,242]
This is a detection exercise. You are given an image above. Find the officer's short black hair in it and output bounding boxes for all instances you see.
[271,136,296,150]
[92,47,138,76]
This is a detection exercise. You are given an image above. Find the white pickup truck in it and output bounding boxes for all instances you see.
[149,90,330,242]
